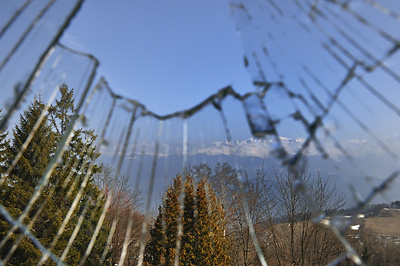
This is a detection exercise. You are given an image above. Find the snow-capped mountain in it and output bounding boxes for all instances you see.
[193,137,308,158]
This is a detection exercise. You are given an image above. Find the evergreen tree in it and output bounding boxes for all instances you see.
[6,96,56,186]
[49,83,74,135]
[49,83,102,186]
[42,84,106,265]
[0,96,57,265]
[194,179,231,265]
[144,174,231,266]
[0,85,109,265]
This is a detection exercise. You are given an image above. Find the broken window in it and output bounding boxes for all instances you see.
[0,0,400,265]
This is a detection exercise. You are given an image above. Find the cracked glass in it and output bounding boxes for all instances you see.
[0,0,400,265]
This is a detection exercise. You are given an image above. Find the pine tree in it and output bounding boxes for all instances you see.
[0,85,109,265]
[7,96,56,186]
[42,84,106,265]
[49,83,74,135]
[144,174,231,266]
[0,96,56,265]
[49,83,102,186]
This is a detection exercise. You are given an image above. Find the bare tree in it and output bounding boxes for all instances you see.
[265,169,345,266]
[95,164,143,265]
[229,167,273,266]
[192,163,346,266]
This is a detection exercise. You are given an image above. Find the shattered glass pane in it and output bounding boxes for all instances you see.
[0,0,400,265]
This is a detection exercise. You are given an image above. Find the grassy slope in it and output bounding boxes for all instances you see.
[363,209,400,237]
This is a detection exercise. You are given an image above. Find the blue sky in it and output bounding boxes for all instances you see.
[61,0,253,116]
[55,1,400,182]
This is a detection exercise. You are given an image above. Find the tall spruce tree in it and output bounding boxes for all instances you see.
[144,174,231,266]
[49,83,74,135]
[42,84,106,265]
[49,83,102,187]
[7,96,56,186]
[0,85,109,265]
[0,95,57,265]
